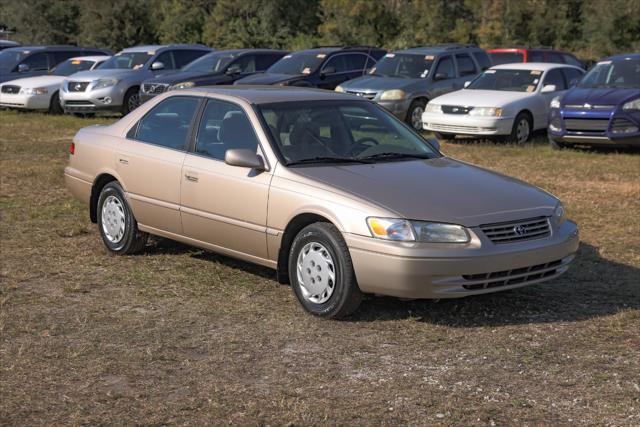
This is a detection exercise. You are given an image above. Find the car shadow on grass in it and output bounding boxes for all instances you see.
[350,242,640,326]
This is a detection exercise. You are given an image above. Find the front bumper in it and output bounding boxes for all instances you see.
[548,107,640,147]
[345,220,579,299]
[422,112,514,135]
[60,84,127,112]
[0,92,50,110]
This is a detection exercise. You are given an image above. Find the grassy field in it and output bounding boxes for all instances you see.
[1,110,639,425]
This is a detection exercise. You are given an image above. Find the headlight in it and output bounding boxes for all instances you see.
[622,98,640,111]
[335,85,345,93]
[554,202,566,226]
[93,78,119,90]
[168,81,195,91]
[380,89,406,100]
[19,87,48,95]
[424,103,442,113]
[550,96,561,109]
[469,107,503,117]
[367,217,470,243]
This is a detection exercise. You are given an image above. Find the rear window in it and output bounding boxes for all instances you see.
[489,52,524,65]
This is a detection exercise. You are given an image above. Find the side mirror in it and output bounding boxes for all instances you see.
[429,139,441,151]
[151,61,165,71]
[225,149,265,170]
[225,65,242,75]
[541,84,557,93]
[18,63,30,73]
[463,81,471,88]
[321,66,336,76]
[434,72,448,81]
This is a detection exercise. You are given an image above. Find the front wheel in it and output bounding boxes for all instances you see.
[288,223,363,319]
[121,87,140,116]
[507,112,532,144]
[406,99,427,131]
[97,181,148,254]
[48,91,63,114]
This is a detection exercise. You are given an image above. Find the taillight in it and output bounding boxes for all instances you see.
[69,142,75,155]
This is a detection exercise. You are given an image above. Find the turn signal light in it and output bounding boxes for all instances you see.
[69,142,75,155]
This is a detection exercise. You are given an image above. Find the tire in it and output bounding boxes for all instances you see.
[406,99,427,132]
[97,181,148,254]
[121,87,140,116]
[288,222,363,319]
[507,112,533,144]
[48,91,63,114]
[434,131,455,141]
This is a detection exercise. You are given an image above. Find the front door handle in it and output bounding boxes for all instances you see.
[185,172,199,182]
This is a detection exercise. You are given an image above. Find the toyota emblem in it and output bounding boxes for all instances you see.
[514,225,527,236]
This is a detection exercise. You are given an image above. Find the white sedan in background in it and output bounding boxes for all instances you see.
[0,55,110,114]
[422,63,584,143]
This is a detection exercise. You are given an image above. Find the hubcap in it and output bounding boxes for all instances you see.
[411,106,424,130]
[296,242,336,304]
[101,195,126,243]
[516,119,530,143]
[127,93,139,112]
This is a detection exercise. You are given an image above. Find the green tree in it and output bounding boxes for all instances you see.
[0,0,80,45]
[156,0,216,45]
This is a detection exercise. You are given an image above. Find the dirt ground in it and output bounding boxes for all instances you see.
[1,111,639,425]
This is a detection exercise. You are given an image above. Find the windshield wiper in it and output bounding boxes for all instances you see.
[286,156,373,166]
[359,152,433,161]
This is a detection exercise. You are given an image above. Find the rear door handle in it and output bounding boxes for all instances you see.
[184,172,199,182]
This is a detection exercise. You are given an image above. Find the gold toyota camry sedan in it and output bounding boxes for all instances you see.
[65,86,579,318]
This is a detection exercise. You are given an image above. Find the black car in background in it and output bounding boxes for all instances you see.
[139,49,288,103]
[0,45,112,84]
[234,46,386,90]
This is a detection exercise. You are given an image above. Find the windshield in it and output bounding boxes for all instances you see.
[51,59,97,76]
[266,53,325,75]
[578,59,640,88]
[258,100,439,165]
[489,52,524,65]
[371,53,434,78]
[0,50,28,71]
[467,69,542,92]
[99,52,153,70]
[183,52,234,73]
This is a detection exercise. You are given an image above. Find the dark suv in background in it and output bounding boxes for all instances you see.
[139,49,288,104]
[488,47,584,69]
[337,44,491,130]
[0,45,112,83]
[234,46,386,90]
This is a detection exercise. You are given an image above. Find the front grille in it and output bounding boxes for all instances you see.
[142,83,168,94]
[426,123,494,134]
[67,81,90,92]
[442,105,472,114]
[64,100,93,106]
[564,118,609,132]
[1,85,20,94]
[480,216,550,244]
[565,104,614,111]
[461,259,563,290]
[346,90,376,100]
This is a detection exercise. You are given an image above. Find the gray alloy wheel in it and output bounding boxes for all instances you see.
[407,100,427,131]
[508,113,532,144]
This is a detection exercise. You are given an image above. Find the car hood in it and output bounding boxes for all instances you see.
[235,73,299,85]
[341,75,422,92]
[67,68,150,82]
[287,157,557,226]
[432,89,533,106]
[145,70,225,85]
[562,87,640,106]
[2,75,64,88]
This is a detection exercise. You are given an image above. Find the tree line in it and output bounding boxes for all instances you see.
[1,0,639,61]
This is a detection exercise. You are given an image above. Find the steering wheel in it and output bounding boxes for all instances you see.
[348,137,380,156]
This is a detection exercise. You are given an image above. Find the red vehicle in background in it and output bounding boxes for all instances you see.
[488,47,585,69]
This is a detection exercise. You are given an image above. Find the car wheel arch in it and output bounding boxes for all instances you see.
[276,212,339,284]
[517,109,534,128]
[90,173,120,223]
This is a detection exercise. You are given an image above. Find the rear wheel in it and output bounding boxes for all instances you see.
[48,91,63,114]
[507,112,532,144]
[121,87,140,116]
[288,223,363,319]
[97,181,148,254]
[406,99,427,131]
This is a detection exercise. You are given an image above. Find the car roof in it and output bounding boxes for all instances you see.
[290,46,382,55]
[491,62,581,71]
[120,44,210,53]
[68,55,112,62]
[176,85,365,105]
[604,52,640,61]
[395,44,481,55]
[3,45,103,52]
[208,48,288,56]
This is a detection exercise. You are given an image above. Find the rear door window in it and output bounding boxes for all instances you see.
[434,56,454,79]
[173,50,207,68]
[345,53,368,73]
[455,53,477,76]
[134,96,201,150]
